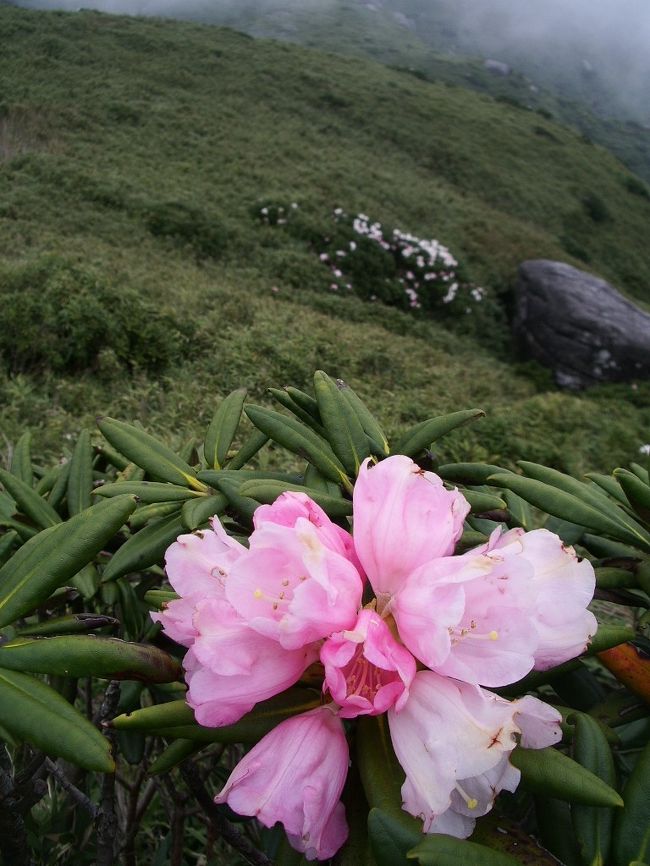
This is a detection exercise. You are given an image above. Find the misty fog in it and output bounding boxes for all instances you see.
[7,0,650,122]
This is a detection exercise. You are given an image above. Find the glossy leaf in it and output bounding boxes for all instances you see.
[129,501,182,530]
[16,613,119,636]
[204,388,247,469]
[510,747,623,807]
[571,712,617,866]
[268,387,327,437]
[0,467,61,529]
[407,834,519,866]
[314,370,371,476]
[393,409,485,458]
[438,463,511,485]
[10,432,33,486]
[148,739,203,775]
[0,495,136,628]
[245,404,351,490]
[67,428,93,515]
[0,667,114,771]
[95,481,202,502]
[181,493,228,530]
[615,469,650,524]
[112,699,195,730]
[461,490,507,514]
[102,511,186,581]
[338,380,389,457]
[612,737,650,866]
[225,428,269,470]
[97,416,207,491]
[0,635,180,681]
[238,479,352,517]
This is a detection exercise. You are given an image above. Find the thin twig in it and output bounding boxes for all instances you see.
[180,761,272,866]
[95,681,121,866]
[45,759,98,819]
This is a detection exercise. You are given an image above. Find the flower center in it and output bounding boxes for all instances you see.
[449,620,499,646]
[342,645,389,701]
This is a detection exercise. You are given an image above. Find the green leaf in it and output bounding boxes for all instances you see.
[614,469,650,524]
[314,370,371,476]
[144,589,179,609]
[461,490,507,514]
[67,428,93,515]
[595,567,637,590]
[338,379,390,457]
[584,473,630,506]
[630,463,650,485]
[0,467,61,529]
[245,404,351,490]
[268,387,327,438]
[112,699,195,730]
[181,493,228,530]
[97,416,207,491]
[394,409,485,458]
[612,737,650,866]
[407,834,519,866]
[225,428,269,470]
[213,476,259,525]
[95,481,203,502]
[488,474,650,551]
[586,624,636,655]
[0,495,136,629]
[0,636,180,682]
[204,388,247,470]
[510,747,623,807]
[571,712,617,866]
[238,480,352,517]
[534,796,582,866]
[102,511,186,581]
[438,463,511,485]
[284,386,321,422]
[369,809,422,866]
[149,739,203,775]
[129,501,182,530]
[135,688,321,743]
[0,668,113,771]
[48,459,71,511]
[16,613,119,636]
[10,432,33,487]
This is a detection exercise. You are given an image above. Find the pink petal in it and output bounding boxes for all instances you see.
[164,516,247,599]
[353,456,469,597]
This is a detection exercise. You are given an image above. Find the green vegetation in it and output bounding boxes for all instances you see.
[0,5,649,475]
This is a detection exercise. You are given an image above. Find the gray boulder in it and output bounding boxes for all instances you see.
[514,260,650,388]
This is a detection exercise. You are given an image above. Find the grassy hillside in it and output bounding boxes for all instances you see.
[0,5,648,475]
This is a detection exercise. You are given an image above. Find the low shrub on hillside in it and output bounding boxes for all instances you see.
[144,200,228,259]
[0,257,188,376]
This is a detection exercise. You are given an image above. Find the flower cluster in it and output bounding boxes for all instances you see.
[317,209,485,315]
[154,456,596,861]
[257,200,300,226]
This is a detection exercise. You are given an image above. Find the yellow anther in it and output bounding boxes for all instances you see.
[254,588,263,599]
[467,798,478,810]
[489,630,499,641]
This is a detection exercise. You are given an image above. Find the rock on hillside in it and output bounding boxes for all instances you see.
[514,260,650,389]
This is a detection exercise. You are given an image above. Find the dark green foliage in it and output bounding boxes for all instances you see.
[143,200,228,259]
[622,174,650,200]
[0,257,188,376]
[581,192,612,224]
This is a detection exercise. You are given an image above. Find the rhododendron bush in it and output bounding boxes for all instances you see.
[0,371,649,866]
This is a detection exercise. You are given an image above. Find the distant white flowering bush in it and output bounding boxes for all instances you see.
[316,209,485,316]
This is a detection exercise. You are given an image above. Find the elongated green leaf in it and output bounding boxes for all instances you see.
[204,388,247,470]
[535,796,583,866]
[67,428,93,515]
[519,461,650,543]
[488,474,650,550]
[0,668,113,771]
[140,689,321,743]
[612,737,650,866]
[304,464,341,495]
[0,636,180,682]
[581,534,641,560]
[438,463,511,485]
[16,613,118,636]
[0,467,61,529]
[149,739,203,775]
[72,562,99,599]
[198,469,304,487]
[35,464,62,497]
[615,469,650,524]
[586,624,636,655]
[10,431,33,486]
[268,387,327,437]
[630,462,650,484]
[245,405,351,490]
[314,370,370,476]
[0,495,136,628]
[48,459,71,510]
[95,481,202,502]
[407,835,519,866]
[596,567,637,589]
[338,380,390,457]
[144,589,179,609]
[97,417,207,491]
[238,480,352,517]
[225,428,269,470]
[584,473,630,506]
[0,517,38,542]
[214,477,259,525]
[571,712,617,866]
[112,699,195,730]
[284,386,321,422]
[369,809,423,866]
[129,501,182,530]
[97,442,130,471]
[181,493,228,530]
[394,409,485,457]
[102,512,185,581]
[510,747,623,807]
[460,490,507,514]
[0,530,19,566]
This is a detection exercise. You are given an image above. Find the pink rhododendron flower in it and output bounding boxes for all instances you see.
[154,452,595,861]
[321,609,416,717]
[388,671,562,836]
[353,456,469,597]
[215,706,349,861]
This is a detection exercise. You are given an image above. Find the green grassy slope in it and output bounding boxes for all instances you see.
[0,6,648,474]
